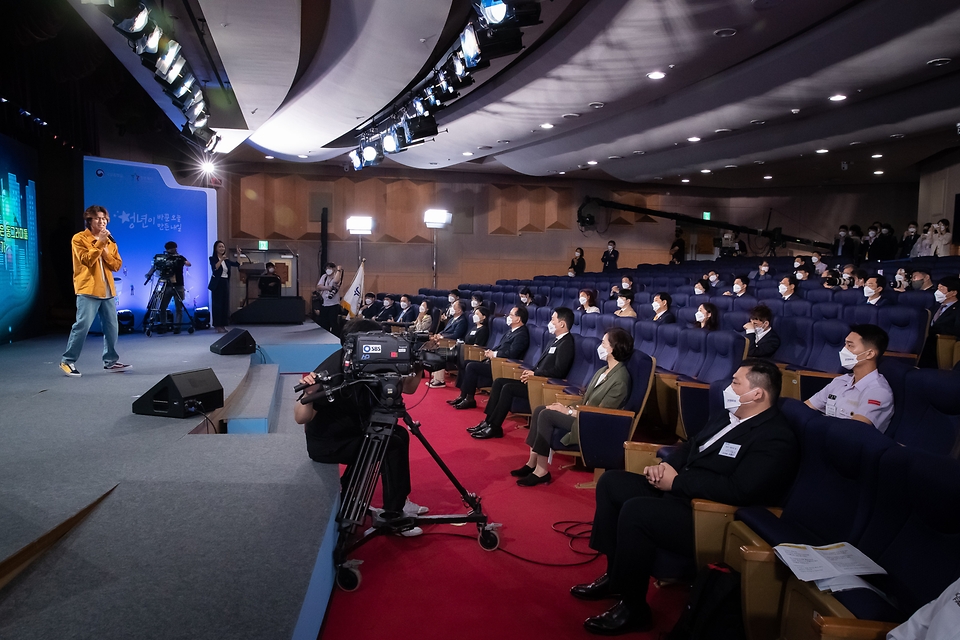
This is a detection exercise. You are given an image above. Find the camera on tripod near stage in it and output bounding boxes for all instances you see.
[150,252,186,281]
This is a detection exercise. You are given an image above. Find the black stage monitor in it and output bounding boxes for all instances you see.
[210,328,256,355]
[133,368,224,418]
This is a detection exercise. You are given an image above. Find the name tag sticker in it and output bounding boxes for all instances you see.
[549,347,557,354]
[469,330,476,335]
[719,443,741,458]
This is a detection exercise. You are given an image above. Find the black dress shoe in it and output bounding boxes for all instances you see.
[454,398,477,410]
[583,601,652,636]
[446,396,465,406]
[467,420,489,433]
[510,464,535,477]
[471,425,503,439]
[571,573,619,601]
[517,471,551,487]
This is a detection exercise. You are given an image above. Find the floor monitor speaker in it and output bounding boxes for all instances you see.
[132,368,224,418]
[210,328,256,355]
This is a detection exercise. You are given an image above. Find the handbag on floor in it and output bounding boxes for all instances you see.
[666,562,746,640]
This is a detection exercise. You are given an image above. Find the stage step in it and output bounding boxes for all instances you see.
[222,364,281,434]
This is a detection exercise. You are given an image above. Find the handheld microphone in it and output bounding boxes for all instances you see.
[107,233,116,243]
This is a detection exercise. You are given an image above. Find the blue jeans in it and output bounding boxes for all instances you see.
[62,295,120,366]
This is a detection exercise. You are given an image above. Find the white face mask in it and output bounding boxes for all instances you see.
[471,300,479,308]
[579,296,587,305]
[365,298,374,305]
[473,314,481,324]
[733,284,742,293]
[448,295,456,303]
[547,320,556,334]
[597,344,609,360]
[839,346,862,370]
[652,301,661,312]
[723,384,755,413]
[267,268,276,273]
[617,298,626,308]
[575,251,581,257]
[383,299,392,307]
[881,228,889,234]
[505,315,514,326]
[895,274,905,283]
[935,289,948,303]
[695,310,706,323]
[400,301,409,309]
[325,268,334,276]
[868,230,876,238]
[863,286,875,297]
[908,228,916,234]
[778,283,788,295]
[709,274,718,282]
[812,257,819,264]
[520,296,528,303]
[839,231,847,237]
[621,281,630,289]
[759,265,768,273]
[420,305,427,313]
[608,245,614,251]
[694,287,704,296]
[795,271,804,279]
[568,272,575,278]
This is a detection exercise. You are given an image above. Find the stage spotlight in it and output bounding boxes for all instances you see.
[184,99,206,124]
[348,149,363,170]
[155,39,181,76]
[201,159,215,174]
[413,97,427,116]
[161,55,187,83]
[461,24,482,67]
[403,115,439,143]
[171,73,196,100]
[424,86,441,108]
[135,24,161,55]
[477,1,541,28]
[480,0,508,24]
[360,139,383,166]
[382,128,401,153]
[461,22,523,67]
[115,4,149,33]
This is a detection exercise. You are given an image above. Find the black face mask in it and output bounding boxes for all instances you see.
[911,280,924,290]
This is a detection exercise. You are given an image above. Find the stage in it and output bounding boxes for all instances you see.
[0,324,342,639]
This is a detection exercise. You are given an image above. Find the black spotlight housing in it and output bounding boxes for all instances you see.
[404,115,439,143]
[473,24,524,61]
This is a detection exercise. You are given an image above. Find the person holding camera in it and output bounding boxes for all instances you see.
[293,317,427,536]
[315,261,343,335]
[930,218,953,257]
[146,241,190,334]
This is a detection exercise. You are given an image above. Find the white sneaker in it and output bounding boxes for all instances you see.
[398,526,423,537]
[403,499,429,516]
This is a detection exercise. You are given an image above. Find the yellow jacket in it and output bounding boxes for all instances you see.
[71,229,123,298]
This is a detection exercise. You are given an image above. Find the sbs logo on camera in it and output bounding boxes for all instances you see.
[361,344,382,354]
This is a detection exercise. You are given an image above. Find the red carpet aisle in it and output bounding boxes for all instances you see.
[320,382,688,640]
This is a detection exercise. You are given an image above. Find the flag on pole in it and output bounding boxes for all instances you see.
[341,260,365,318]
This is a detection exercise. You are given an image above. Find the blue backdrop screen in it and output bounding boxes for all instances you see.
[0,133,40,343]
[83,157,216,327]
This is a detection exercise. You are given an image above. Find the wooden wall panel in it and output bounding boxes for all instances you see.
[545,187,573,230]
[518,186,546,232]
[302,179,337,240]
[238,174,266,239]
[266,175,305,239]
[488,185,518,235]
[352,178,386,239]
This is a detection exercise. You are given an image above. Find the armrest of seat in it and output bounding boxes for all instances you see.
[937,334,959,370]
[796,369,839,401]
[579,409,637,471]
[623,441,666,474]
[435,338,457,349]
[555,393,583,406]
[525,375,548,408]
[740,544,777,562]
[463,344,486,362]
[691,499,739,567]
[811,614,898,640]
[677,379,711,390]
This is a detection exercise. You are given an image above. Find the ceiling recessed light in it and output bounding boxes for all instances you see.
[715,128,732,133]
[714,28,737,37]
[724,165,737,168]
[429,162,438,165]
[540,123,554,129]
[816,148,829,154]
[750,119,765,125]
[681,179,690,183]
[562,113,580,119]
[633,150,645,155]
[608,155,622,160]
[264,155,274,159]
[559,171,566,175]
[687,136,701,142]
[872,154,883,158]
[588,102,605,109]
[298,154,308,158]
[462,151,474,156]
[497,139,510,144]
[701,169,711,174]
[763,175,773,180]
[586,160,598,165]
[829,94,847,102]
[874,170,884,175]
[849,141,862,145]
[646,71,666,80]
[927,58,952,67]
[754,160,765,165]
[478,145,492,150]
[890,133,905,139]
[791,108,800,114]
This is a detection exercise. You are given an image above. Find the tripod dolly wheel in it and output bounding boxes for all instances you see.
[145,328,152,337]
[336,565,362,591]
[187,326,195,334]
[478,529,499,551]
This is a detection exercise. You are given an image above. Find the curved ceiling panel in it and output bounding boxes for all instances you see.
[248,0,454,161]
[491,0,960,181]
[387,0,854,171]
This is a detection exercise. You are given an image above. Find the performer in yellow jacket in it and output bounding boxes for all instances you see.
[59,205,130,376]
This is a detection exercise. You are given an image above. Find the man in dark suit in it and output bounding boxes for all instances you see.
[394,295,418,324]
[832,225,856,260]
[470,307,576,439]
[862,276,892,308]
[919,276,960,368]
[743,305,780,359]
[601,241,620,272]
[651,292,676,324]
[451,306,531,409]
[571,359,799,634]
[373,295,400,322]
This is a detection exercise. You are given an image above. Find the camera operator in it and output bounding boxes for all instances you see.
[146,241,191,334]
[294,317,427,536]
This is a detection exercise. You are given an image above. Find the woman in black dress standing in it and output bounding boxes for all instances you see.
[208,240,241,333]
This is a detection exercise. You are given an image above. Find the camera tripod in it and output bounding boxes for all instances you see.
[142,277,195,336]
[333,405,500,591]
